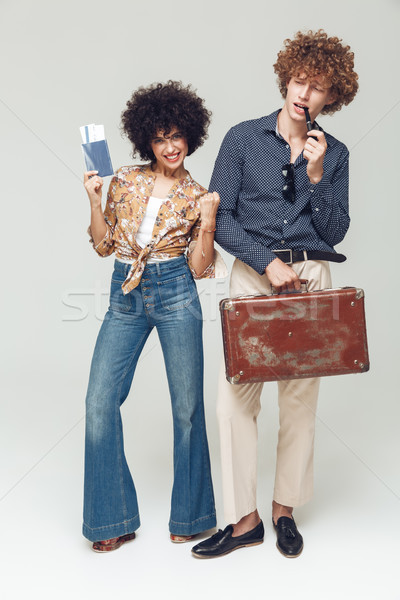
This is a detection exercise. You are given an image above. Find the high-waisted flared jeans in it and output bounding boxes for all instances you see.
[82,256,216,542]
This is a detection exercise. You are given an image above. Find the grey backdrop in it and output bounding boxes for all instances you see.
[1,0,399,598]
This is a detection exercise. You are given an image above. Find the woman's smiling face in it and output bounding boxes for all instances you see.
[150,128,188,170]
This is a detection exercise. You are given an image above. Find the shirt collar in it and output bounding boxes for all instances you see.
[262,109,327,145]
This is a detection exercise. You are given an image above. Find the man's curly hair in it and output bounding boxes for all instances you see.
[121,81,211,161]
[274,30,359,115]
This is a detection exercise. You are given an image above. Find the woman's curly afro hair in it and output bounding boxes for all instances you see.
[274,30,359,115]
[121,80,211,161]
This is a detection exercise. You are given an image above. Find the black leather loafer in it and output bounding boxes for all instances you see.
[191,520,264,559]
[273,516,303,557]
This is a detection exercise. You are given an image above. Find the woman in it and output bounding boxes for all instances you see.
[82,81,223,552]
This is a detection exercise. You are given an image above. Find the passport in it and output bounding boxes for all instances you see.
[80,123,114,177]
[82,139,113,177]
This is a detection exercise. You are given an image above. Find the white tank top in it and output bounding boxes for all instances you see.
[135,196,164,249]
[117,196,170,264]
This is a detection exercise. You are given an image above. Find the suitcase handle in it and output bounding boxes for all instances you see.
[271,278,309,295]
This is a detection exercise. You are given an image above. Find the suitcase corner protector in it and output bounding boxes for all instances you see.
[355,288,365,300]
[228,373,242,384]
[220,299,234,311]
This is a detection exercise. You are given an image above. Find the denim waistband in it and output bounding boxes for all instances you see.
[114,255,186,278]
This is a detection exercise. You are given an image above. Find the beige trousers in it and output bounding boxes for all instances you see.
[217,258,332,523]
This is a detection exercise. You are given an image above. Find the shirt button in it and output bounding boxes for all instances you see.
[283,220,288,224]
[310,189,314,193]
[286,144,289,149]
[281,240,285,244]
[315,208,319,212]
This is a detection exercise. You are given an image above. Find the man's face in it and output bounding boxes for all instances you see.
[285,73,335,123]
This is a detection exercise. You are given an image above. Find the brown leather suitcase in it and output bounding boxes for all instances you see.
[220,287,370,384]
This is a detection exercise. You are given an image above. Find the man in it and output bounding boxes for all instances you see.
[192,30,359,559]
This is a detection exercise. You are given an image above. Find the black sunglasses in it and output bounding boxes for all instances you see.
[282,163,295,203]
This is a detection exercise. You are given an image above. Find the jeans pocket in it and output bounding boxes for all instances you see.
[110,277,134,313]
[157,274,193,311]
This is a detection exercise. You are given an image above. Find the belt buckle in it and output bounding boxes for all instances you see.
[273,249,293,264]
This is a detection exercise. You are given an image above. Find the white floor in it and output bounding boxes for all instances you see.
[1,375,399,600]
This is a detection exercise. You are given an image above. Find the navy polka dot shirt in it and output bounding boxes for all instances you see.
[210,110,350,275]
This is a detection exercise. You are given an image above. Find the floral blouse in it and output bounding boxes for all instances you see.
[89,164,226,295]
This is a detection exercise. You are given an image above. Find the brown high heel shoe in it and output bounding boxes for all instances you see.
[92,532,136,552]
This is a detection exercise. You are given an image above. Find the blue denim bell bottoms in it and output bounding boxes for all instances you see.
[82,256,216,542]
